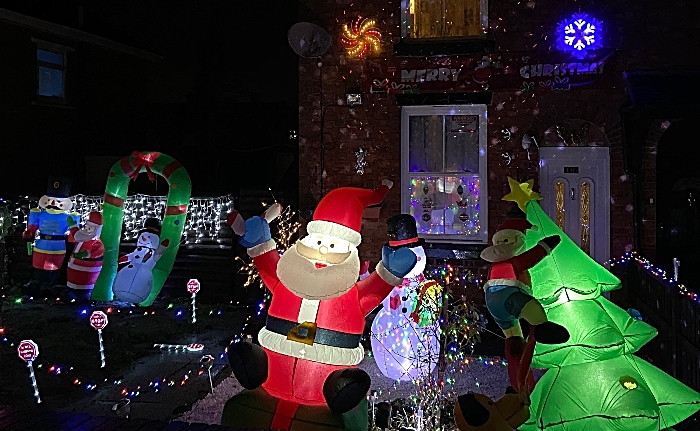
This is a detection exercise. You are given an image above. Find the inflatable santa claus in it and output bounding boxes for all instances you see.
[66,211,105,294]
[225,180,419,421]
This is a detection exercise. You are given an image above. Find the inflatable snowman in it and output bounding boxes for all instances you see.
[370,214,441,381]
[113,218,169,304]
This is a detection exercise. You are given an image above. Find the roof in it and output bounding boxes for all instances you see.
[623,70,700,106]
[0,7,163,61]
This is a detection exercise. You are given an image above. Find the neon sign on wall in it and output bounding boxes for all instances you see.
[556,13,603,58]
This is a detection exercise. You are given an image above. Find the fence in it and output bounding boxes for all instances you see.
[613,253,700,392]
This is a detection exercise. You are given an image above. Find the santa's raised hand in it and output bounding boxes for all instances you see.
[227,203,281,248]
[381,245,418,279]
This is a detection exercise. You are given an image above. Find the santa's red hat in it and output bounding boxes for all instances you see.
[86,211,103,226]
[85,211,103,237]
[492,218,537,243]
[307,180,393,246]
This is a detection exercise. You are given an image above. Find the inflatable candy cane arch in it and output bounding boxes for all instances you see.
[91,151,191,306]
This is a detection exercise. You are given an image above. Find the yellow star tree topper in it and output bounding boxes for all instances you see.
[502,177,543,212]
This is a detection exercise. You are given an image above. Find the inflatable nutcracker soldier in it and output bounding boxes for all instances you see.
[22,177,80,295]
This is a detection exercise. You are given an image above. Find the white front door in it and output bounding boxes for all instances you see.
[539,147,610,264]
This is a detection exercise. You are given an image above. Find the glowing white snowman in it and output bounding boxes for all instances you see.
[113,229,168,304]
[370,245,440,381]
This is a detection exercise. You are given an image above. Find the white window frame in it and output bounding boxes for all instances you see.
[32,38,74,102]
[401,105,489,244]
[400,0,489,39]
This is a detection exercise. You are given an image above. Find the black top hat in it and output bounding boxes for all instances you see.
[386,214,425,249]
[139,218,162,236]
[46,176,72,198]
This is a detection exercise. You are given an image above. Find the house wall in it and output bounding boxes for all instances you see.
[0,19,187,197]
[297,0,698,272]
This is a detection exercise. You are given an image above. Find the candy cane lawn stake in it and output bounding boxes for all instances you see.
[90,311,108,368]
[201,355,215,393]
[186,279,200,324]
[154,343,204,352]
[18,340,41,403]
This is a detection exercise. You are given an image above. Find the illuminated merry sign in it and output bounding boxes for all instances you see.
[556,13,603,58]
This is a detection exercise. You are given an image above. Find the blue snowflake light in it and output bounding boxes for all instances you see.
[556,12,603,58]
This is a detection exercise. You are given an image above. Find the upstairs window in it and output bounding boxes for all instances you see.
[401,0,488,39]
[401,105,488,243]
[33,39,73,102]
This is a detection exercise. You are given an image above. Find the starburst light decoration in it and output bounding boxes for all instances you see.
[556,12,603,58]
[340,17,382,59]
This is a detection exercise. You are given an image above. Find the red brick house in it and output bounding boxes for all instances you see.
[296,0,700,294]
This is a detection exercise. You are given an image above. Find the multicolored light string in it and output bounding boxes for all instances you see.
[0,303,257,399]
[605,251,700,306]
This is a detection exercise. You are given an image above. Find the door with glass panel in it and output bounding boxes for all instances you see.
[539,147,610,264]
[401,106,489,244]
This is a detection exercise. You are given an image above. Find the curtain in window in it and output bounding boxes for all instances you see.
[412,0,482,37]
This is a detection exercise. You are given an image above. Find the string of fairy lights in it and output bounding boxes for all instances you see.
[3,199,696,419]
[8,194,235,243]
[0,202,295,404]
[366,262,498,430]
[604,251,700,306]
[233,203,301,327]
[0,302,257,400]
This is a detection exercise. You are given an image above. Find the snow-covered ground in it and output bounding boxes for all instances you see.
[176,353,515,425]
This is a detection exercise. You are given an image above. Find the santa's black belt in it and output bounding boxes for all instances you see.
[266,315,361,348]
[39,234,66,240]
[77,256,103,261]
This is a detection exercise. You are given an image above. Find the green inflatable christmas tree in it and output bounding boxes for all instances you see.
[503,178,700,431]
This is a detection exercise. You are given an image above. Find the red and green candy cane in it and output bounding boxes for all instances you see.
[91,151,191,306]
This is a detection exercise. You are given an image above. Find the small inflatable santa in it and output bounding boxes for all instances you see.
[66,211,105,293]
[480,214,569,390]
[226,180,419,422]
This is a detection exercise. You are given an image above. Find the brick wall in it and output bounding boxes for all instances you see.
[297,0,698,267]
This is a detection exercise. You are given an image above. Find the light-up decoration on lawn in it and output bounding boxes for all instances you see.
[556,12,603,58]
[340,17,381,59]
[71,194,234,243]
[516,192,700,431]
[409,176,481,236]
[370,248,441,382]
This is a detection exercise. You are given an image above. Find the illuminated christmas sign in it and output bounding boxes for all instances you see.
[557,12,603,58]
[340,17,381,59]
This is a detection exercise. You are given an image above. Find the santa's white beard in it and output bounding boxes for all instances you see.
[74,230,96,243]
[277,243,361,300]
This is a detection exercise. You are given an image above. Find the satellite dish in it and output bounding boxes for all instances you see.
[287,22,331,58]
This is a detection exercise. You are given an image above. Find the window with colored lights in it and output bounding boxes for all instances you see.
[400,0,488,39]
[401,105,488,243]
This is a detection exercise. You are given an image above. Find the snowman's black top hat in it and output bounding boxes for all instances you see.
[386,213,425,249]
[139,217,162,236]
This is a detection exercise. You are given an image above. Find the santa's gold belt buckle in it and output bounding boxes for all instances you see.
[287,321,317,346]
